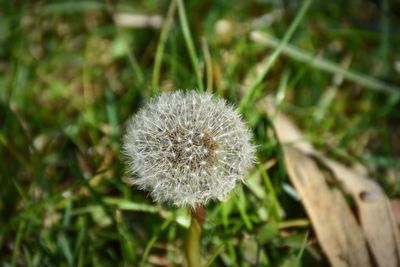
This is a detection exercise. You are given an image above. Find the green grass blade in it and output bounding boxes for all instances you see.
[11,221,25,267]
[103,197,157,213]
[378,0,390,75]
[294,231,309,266]
[250,31,400,95]
[201,37,213,92]
[177,0,204,91]
[140,217,173,266]
[259,165,283,220]
[22,246,34,267]
[152,0,178,91]
[239,0,313,111]
[58,234,74,266]
[204,244,225,267]
[234,186,253,231]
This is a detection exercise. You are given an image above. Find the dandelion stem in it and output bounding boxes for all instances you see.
[185,205,205,267]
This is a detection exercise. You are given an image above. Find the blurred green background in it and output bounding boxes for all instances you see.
[1,0,399,266]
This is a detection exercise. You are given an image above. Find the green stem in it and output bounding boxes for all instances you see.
[152,0,178,92]
[177,0,204,91]
[239,0,312,111]
[185,205,205,267]
[250,31,400,95]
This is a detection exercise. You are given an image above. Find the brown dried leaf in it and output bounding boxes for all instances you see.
[315,156,400,267]
[258,96,400,267]
[283,146,371,267]
[390,199,400,225]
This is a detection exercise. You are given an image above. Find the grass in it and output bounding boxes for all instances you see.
[1,0,400,266]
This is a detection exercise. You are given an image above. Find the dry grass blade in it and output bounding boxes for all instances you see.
[258,96,400,267]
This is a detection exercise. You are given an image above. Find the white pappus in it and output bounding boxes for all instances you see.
[123,90,255,207]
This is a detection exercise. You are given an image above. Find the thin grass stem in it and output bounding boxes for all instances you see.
[250,31,400,95]
[152,0,178,92]
[201,36,213,93]
[177,0,204,91]
[239,0,312,111]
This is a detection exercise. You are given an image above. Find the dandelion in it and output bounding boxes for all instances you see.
[123,90,255,207]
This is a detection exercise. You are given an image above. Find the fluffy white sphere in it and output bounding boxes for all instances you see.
[123,90,255,207]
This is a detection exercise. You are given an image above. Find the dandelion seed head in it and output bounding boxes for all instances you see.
[123,90,255,207]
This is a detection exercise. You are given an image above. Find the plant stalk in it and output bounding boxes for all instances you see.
[185,205,205,267]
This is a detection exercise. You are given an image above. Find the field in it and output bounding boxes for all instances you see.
[1,0,400,266]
